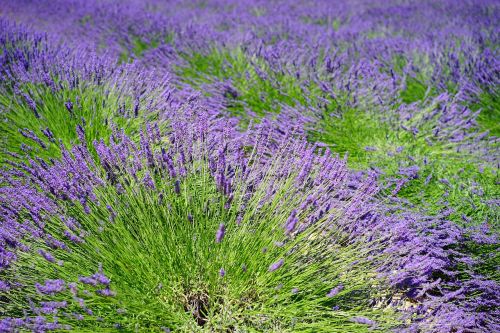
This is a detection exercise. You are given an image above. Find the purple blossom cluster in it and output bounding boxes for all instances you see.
[0,1,499,332]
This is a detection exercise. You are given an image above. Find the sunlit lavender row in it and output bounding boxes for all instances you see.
[0,1,498,332]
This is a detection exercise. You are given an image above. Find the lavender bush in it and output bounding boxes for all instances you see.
[0,1,498,332]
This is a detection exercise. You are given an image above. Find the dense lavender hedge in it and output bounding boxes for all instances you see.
[0,1,498,332]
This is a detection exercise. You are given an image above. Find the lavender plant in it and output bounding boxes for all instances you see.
[2,117,406,332]
[0,21,171,162]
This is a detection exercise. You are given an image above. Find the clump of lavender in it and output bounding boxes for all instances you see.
[0,20,175,163]
[1,116,406,331]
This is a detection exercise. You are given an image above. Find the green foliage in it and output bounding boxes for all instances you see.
[400,77,432,104]
[310,109,395,166]
[119,34,173,63]
[79,15,93,26]
[310,108,499,230]
[456,241,500,282]
[470,89,500,137]
[175,47,323,118]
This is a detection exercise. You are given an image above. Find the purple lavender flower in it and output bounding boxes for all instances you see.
[22,93,39,118]
[326,284,343,298]
[269,259,284,272]
[284,210,298,235]
[96,288,116,297]
[350,316,376,326]
[35,279,65,295]
[174,179,181,194]
[0,280,11,292]
[65,101,73,113]
[79,276,97,286]
[38,249,56,263]
[215,223,226,243]
[40,301,67,314]
[143,172,156,189]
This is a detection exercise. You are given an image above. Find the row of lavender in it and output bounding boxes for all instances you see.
[1,1,499,332]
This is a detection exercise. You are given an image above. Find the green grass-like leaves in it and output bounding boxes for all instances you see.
[470,89,500,137]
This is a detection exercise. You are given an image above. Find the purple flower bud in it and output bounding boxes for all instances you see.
[38,249,56,263]
[92,273,110,286]
[326,284,343,298]
[96,288,116,297]
[65,101,73,113]
[79,276,97,286]
[350,316,376,326]
[284,210,298,234]
[269,259,284,272]
[215,223,226,243]
[73,313,84,321]
[23,93,39,118]
[0,281,11,292]
[143,172,155,189]
[69,283,77,296]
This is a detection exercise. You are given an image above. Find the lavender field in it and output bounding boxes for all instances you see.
[0,1,499,332]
